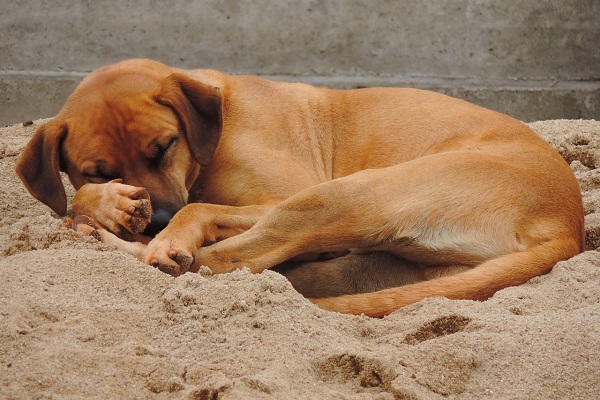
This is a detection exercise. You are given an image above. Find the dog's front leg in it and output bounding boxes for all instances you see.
[148,179,377,276]
[72,179,153,237]
[143,203,272,276]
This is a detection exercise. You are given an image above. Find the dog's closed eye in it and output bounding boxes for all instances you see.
[83,161,119,183]
[83,171,119,183]
[149,137,178,166]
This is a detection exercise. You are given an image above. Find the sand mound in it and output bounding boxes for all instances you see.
[1,119,599,399]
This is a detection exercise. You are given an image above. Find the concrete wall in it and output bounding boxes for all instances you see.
[1,0,599,125]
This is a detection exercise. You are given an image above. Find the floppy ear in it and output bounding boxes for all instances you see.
[15,121,68,215]
[155,73,223,167]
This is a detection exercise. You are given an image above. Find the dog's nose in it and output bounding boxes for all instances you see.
[144,209,174,236]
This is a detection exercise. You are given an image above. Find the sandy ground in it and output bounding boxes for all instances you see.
[0,119,599,399]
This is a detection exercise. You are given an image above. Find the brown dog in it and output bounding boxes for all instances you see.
[16,59,585,317]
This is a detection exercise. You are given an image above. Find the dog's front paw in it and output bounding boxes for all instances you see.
[73,180,153,238]
[106,180,153,235]
[143,237,194,277]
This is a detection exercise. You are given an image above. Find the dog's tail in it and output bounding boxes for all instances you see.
[309,238,581,317]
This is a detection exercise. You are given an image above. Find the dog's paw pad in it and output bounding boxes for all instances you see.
[135,199,153,219]
[150,252,193,277]
[172,252,194,271]
[155,263,180,277]
[129,215,150,233]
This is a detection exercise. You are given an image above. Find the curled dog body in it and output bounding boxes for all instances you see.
[17,59,585,317]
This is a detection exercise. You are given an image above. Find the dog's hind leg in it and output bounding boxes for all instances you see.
[274,251,425,298]
[310,238,581,317]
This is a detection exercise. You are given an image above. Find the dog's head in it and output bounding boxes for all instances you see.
[16,59,222,234]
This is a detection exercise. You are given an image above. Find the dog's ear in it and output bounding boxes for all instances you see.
[16,121,68,215]
[156,73,223,167]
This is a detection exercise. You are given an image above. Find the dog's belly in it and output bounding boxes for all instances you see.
[373,226,526,268]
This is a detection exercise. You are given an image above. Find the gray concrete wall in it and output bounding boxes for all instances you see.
[1,0,599,125]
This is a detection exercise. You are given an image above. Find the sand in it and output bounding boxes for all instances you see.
[0,119,599,399]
